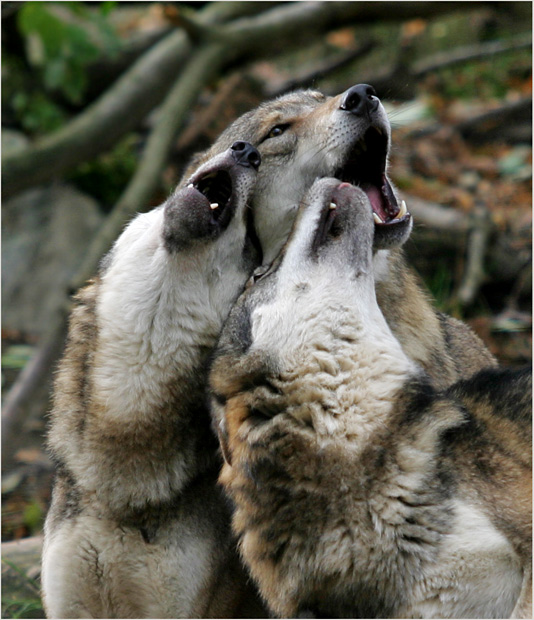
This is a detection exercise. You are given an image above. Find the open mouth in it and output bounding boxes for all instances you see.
[188,169,233,223]
[334,126,409,226]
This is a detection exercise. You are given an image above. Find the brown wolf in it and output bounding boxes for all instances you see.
[211,178,532,619]
[42,143,266,618]
[184,84,496,390]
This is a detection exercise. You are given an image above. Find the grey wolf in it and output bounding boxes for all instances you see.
[43,82,499,617]
[185,84,496,389]
[42,142,266,618]
[210,178,532,619]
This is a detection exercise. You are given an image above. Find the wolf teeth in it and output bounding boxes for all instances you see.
[329,202,337,210]
[398,200,407,218]
[373,212,384,224]
[210,203,219,210]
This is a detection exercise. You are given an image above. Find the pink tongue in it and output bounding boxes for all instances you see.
[364,185,388,222]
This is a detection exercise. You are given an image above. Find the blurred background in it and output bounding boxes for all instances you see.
[1,2,531,617]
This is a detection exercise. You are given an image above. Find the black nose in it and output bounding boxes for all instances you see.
[340,84,379,117]
[231,141,261,170]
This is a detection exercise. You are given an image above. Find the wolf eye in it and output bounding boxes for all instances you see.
[264,124,290,141]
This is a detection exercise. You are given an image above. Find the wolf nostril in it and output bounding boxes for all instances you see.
[340,84,379,116]
[231,141,247,152]
[247,149,261,170]
[231,141,261,170]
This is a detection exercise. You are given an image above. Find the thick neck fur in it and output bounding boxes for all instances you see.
[50,207,250,517]
[94,207,248,421]
[252,260,419,444]
[217,253,523,619]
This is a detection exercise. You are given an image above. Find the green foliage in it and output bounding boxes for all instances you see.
[1,559,43,619]
[426,260,456,313]
[2,345,35,371]
[2,598,44,619]
[23,501,45,534]
[429,50,531,101]
[17,1,120,104]
[11,90,66,134]
[69,134,139,207]
[1,559,40,593]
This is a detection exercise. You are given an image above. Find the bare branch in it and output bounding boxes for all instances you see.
[1,2,272,199]
[414,32,532,78]
[267,41,377,98]
[455,206,495,307]
[1,317,68,469]
[2,0,491,198]
[163,4,222,44]
[456,97,532,144]
[404,194,470,233]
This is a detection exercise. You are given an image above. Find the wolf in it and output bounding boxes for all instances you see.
[43,83,497,617]
[42,142,267,618]
[184,83,496,391]
[210,178,532,619]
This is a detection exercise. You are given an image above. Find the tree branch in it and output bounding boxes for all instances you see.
[1,2,272,199]
[455,205,494,307]
[456,97,532,144]
[1,315,69,469]
[413,32,532,78]
[69,43,228,292]
[267,40,377,98]
[404,194,470,233]
[2,0,491,199]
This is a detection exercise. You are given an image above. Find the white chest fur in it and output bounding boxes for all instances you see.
[401,499,522,619]
[93,207,247,422]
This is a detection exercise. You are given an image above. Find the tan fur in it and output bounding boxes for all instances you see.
[43,282,266,619]
[43,148,267,618]
[375,251,497,389]
[211,179,531,618]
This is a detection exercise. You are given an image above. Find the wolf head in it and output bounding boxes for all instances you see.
[183,84,412,263]
[213,177,411,363]
[210,177,414,459]
[101,140,261,305]
[164,141,261,254]
[92,142,261,429]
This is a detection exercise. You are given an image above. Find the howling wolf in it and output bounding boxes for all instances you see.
[42,142,266,618]
[184,84,496,389]
[211,178,531,619]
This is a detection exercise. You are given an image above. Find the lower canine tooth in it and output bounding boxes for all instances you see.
[373,213,384,224]
[398,200,407,218]
[187,183,194,188]
[210,203,219,210]
[329,202,337,210]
